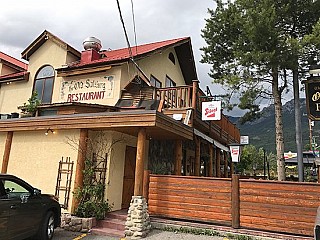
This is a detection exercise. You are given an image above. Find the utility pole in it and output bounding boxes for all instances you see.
[293,70,304,182]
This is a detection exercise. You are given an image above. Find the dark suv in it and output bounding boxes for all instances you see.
[0,174,61,240]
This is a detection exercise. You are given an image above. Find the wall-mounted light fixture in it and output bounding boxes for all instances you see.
[45,128,55,136]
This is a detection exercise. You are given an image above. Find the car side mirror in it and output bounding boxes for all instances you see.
[33,188,41,195]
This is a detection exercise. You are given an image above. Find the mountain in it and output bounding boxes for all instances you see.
[228,99,320,153]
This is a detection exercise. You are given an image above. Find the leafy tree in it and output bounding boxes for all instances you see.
[201,0,319,180]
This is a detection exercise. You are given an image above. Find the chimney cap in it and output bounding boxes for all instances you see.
[83,37,102,51]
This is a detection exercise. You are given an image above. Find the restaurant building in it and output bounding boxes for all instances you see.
[0,30,240,215]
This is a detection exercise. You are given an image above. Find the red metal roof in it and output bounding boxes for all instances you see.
[70,37,189,67]
[0,52,28,70]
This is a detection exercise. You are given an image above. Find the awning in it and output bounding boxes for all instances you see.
[193,129,229,152]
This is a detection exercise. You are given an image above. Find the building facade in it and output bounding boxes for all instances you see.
[0,30,240,213]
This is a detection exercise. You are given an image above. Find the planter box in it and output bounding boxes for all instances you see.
[61,213,96,233]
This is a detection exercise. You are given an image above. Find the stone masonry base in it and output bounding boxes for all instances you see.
[125,196,151,239]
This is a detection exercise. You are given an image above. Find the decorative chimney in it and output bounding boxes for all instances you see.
[81,37,102,63]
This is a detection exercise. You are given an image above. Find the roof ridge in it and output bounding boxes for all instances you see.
[101,37,189,53]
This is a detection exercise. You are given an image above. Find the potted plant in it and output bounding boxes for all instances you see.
[18,91,41,117]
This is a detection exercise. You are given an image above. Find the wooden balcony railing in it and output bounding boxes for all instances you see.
[155,82,240,144]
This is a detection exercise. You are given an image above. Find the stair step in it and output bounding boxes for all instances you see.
[91,227,125,238]
[97,218,125,231]
[106,211,127,221]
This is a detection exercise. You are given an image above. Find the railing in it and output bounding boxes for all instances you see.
[155,83,240,143]
[155,86,193,109]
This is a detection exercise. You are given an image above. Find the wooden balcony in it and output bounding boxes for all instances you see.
[155,82,240,145]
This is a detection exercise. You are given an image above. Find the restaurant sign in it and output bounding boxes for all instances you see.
[305,77,320,120]
[60,75,115,103]
[202,101,221,121]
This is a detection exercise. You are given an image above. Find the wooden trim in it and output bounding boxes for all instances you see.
[216,148,221,178]
[209,144,213,177]
[224,151,228,177]
[231,174,240,228]
[134,128,146,196]
[1,131,13,173]
[174,140,183,175]
[143,170,150,200]
[194,136,200,176]
[71,129,88,213]
[0,111,193,140]
[57,65,112,77]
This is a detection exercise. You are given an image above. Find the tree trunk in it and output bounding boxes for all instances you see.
[272,70,286,181]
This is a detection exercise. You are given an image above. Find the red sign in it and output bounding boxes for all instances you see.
[202,101,221,120]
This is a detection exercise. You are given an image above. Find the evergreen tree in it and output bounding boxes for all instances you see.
[201,0,319,180]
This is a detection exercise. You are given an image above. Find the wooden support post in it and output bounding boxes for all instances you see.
[143,170,150,200]
[1,131,13,174]
[134,128,146,196]
[209,144,213,177]
[216,149,221,177]
[174,140,183,175]
[232,174,240,228]
[213,147,217,177]
[224,151,228,178]
[71,129,88,213]
[194,136,201,176]
[191,80,199,126]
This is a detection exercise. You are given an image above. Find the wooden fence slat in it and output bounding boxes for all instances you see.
[148,175,320,237]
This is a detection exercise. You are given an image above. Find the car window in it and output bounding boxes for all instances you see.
[3,180,30,199]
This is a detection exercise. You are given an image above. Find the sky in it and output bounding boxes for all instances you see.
[0,0,258,116]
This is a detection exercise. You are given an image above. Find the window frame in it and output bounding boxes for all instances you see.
[165,75,176,87]
[33,65,55,104]
[150,75,162,88]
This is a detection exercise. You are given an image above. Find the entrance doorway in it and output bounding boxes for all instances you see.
[121,146,136,209]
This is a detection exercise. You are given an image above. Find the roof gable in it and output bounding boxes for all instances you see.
[21,30,80,61]
[0,52,28,70]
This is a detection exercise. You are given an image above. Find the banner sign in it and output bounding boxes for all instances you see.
[202,101,221,120]
[60,75,115,103]
[305,77,320,120]
[230,145,240,162]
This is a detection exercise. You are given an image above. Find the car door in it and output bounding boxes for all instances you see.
[4,179,43,239]
[0,180,9,239]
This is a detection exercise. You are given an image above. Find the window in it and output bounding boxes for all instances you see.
[165,75,176,87]
[34,65,55,104]
[150,75,162,88]
[168,52,176,65]
[2,180,30,199]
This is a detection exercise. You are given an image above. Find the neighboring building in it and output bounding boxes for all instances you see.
[0,30,240,213]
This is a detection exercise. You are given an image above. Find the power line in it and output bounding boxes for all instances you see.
[130,0,138,54]
[116,0,133,58]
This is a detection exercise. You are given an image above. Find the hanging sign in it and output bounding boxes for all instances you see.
[202,101,221,120]
[305,77,320,120]
[230,145,241,162]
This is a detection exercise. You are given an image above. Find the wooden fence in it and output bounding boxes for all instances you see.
[148,174,320,236]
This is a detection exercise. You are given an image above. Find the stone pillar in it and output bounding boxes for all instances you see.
[125,196,151,239]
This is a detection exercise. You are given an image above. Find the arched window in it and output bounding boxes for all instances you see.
[33,65,55,104]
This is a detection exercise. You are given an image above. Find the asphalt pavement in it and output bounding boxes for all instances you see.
[52,228,228,240]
